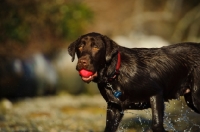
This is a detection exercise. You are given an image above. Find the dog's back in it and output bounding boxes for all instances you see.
[134,43,200,113]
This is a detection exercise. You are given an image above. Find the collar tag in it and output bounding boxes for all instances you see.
[106,83,122,98]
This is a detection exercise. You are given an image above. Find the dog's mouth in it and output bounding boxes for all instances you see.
[79,69,97,83]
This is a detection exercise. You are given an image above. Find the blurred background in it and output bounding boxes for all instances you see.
[0,0,200,131]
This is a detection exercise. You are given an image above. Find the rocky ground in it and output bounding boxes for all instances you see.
[0,95,200,132]
[0,95,107,132]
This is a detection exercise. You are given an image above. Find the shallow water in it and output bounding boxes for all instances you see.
[1,95,200,132]
[117,97,200,132]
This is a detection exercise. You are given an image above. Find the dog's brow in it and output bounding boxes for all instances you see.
[90,37,95,41]
[82,37,88,41]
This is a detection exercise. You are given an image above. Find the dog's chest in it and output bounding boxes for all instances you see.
[100,82,133,107]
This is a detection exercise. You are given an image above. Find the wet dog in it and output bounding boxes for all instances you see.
[68,32,200,132]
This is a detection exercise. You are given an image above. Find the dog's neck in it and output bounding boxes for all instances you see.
[106,51,121,82]
[97,51,122,98]
[95,51,121,83]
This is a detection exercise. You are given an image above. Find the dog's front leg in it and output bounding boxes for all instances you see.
[150,93,167,132]
[104,102,124,132]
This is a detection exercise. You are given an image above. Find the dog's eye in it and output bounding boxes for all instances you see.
[78,45,84,51]
[78,41,86,51]
[92,45,99,51]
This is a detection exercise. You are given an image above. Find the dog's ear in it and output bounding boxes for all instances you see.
[102,35,119,62]
[68,37,80,62]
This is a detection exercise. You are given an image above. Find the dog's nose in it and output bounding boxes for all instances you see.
[80,59,87,65]
[78,59,87,66]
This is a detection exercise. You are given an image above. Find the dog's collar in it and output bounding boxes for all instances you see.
[106,51,121,82]
[101,51,122,99]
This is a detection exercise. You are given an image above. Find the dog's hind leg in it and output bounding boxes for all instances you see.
[184,92,200,114]
[185,69,200,114]
[190,84,200,114]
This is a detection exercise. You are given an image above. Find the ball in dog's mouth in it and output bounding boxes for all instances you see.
[79,69,97,83]
[79,69,93,77]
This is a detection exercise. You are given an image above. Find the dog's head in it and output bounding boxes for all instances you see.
[68,32,118,83]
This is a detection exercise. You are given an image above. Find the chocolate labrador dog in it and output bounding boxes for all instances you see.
[68,32,200,132]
